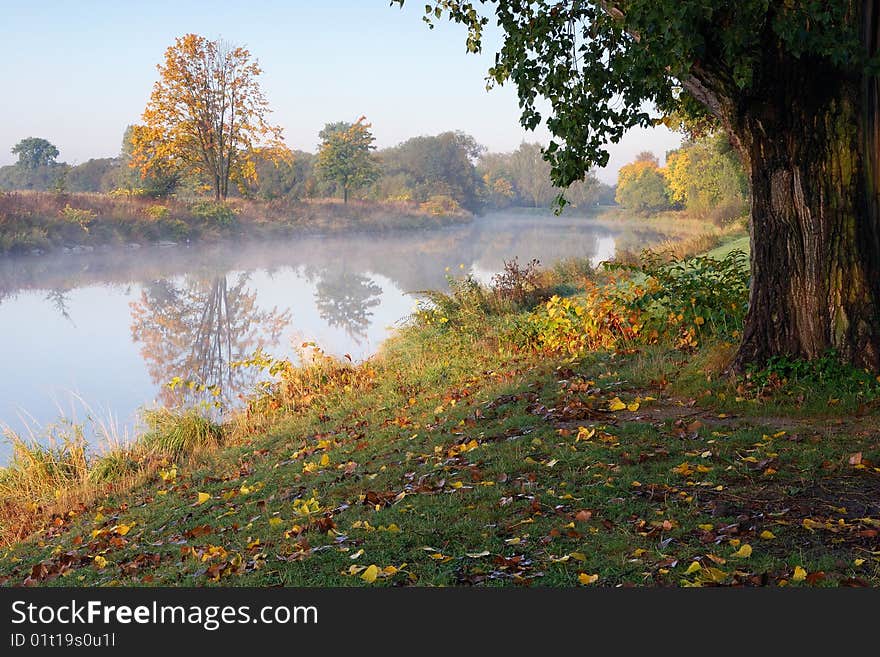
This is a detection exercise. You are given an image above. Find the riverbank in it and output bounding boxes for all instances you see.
[4,226,879,588]
[0,191,472,256]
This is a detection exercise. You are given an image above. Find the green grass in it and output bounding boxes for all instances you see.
[706,234,750,260]
[2,231,878,588]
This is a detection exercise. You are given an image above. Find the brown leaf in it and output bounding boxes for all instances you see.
[805,571,826,585]
[575,510,593,523]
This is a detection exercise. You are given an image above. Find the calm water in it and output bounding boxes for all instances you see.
[0,212,669,461]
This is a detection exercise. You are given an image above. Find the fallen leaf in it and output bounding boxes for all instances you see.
[575,510,592,522]
[608,397,627,412]
[361,564,379,584]
[578,573,599,585]
[731,544,752,558]
[196,492,211,505]
[792,566,807,582]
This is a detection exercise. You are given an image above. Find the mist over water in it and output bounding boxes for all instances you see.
[0,212,670,461]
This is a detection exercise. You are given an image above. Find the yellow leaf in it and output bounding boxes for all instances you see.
[361,564,379,584]
[569,552,587,562]
[626,401,640,412]
[792,566,807,582]
[320,454,330,467]
[759,530,775,540]
[694,316,705,326]
[268,517,284,527]
[854,558,865,566]
[349,549,364,560]
[578,573,599,585]
[196,492,211,505]
[731,544,752,558]
[608,397,627,411]
[685,561,702,575]
[114,523,133,536]
[698,524,714,531]
[93,555,108,569]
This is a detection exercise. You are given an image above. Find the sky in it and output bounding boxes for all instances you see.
[0,0,681,184]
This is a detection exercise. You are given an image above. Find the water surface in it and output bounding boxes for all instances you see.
[0,212,670,460]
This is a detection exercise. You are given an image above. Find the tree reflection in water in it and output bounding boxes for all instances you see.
[130,274,291,408]
[311,269,382,344]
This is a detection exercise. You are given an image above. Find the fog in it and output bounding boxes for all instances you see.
[0,212,673,461]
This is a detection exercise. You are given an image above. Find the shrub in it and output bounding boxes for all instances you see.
[59,204,96,229]
[490,258,547,309]
[525,290,641,355]
[419,194,462,216]
[608,249,749,347]
[108,187,148,198]
[415,272,490,330]
[145,204,170,220]
[158,216,190,241]
[190,200,238,227]
[742,351,880,400]
[522,250,749,356]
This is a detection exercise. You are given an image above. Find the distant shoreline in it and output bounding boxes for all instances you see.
[0,191,474,258]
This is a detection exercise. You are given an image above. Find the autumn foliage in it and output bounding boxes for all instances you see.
[131,34,283,201]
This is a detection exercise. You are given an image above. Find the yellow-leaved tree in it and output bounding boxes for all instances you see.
[131,34,283,201]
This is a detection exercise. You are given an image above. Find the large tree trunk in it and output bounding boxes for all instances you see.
[730,42,880,371]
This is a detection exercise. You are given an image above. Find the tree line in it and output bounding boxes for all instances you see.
[0,128,613,214]
[613,132,748,224]
[0,33,612,214]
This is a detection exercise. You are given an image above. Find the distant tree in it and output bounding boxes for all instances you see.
[508,142,555,208]
[615,157,671,214]
[594,183,617,206]
[564,172,601,209]
[0,163,66,192]
[634,151,660,166]
[11,137,59,169]
[316,117,379,203]
[117,125,180,197]
[378,131,484,210]
[66,158,119,193]
[243,146,317,200]
[664,132,747,223]
[131,34,283,201]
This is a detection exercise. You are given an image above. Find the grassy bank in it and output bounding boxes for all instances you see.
[0,191,471,256]
[2,226,879,588]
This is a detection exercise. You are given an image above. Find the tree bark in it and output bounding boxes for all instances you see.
[729,42,880,371]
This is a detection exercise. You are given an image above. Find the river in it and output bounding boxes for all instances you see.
[0,211,673,461]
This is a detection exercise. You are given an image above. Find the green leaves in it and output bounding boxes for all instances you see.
[396,1,864,199]
[315,117,380,202]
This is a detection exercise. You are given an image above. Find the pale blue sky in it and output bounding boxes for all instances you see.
[0,0,680,183]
